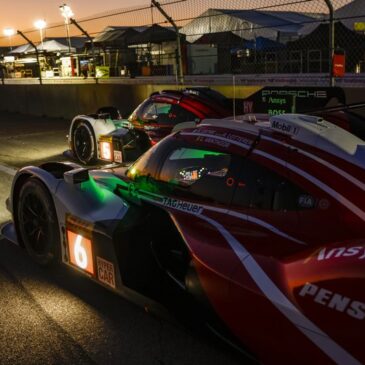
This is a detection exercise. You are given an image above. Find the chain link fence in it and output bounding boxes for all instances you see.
[0,0,364,80]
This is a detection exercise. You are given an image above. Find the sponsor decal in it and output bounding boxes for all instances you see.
[268,97,287,105]
[113,150,122,163]
[262,90,327,99]
[268,109,286,116]
[243,101,253,114]
[190,128,252,146]
[97,256,116,289]
[162,197,203,214]
[298,195,315,209]
[317,246,365,261]
[203,137,230,148]
[201,214,360,364]
[299,283,365,320]
[318,199,330,210]
[271,120,299,135]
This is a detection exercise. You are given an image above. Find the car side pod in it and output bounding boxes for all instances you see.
[64,167,90,185]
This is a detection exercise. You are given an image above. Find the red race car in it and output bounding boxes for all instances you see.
[67,87,232,164]
[3,113,365,364]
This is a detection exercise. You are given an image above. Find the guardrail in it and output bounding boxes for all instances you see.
[2,73,365,87]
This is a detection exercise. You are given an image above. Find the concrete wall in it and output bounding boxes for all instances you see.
[0,84,167,120]
[0,83,363,120]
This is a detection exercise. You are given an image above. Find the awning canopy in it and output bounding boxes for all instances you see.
[10,39,78,54]
[194,31,245,46]
[288,22,365,51]
[128,24,183,45]
[37,40,76,53]
[92,26,143,48]
[10,43,35,54]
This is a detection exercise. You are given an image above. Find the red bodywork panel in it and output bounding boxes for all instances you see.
[129,91,232,143]
[140,121,365,365]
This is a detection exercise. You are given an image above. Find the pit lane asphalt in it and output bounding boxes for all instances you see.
[0,112,250,365]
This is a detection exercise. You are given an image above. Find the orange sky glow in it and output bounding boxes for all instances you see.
[0,0,149,46]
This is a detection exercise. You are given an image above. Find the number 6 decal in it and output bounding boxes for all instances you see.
[67,230,94,275]
[74,234,88,269]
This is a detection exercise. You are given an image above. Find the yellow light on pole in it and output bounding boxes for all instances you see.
[3,28,15,50]
[34,19,46,50]
[59,4,74,53]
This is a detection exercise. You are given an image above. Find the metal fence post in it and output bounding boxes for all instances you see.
[151,0,184,85]
[70,18,97,82]
[324,0,335,87]
[17,30,42,85]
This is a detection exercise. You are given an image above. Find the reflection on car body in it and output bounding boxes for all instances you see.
[3,112,365,364]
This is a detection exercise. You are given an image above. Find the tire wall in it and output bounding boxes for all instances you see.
[0,83,363,120]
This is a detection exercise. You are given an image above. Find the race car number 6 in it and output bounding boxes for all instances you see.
[74,235,88,269]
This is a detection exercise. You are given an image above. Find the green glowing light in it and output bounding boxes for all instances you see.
[169,148,224,160]
[81,176,106,202]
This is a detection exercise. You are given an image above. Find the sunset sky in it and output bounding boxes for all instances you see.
[0,0,348,47]
[1,0,148,32]
[0,0,153,46]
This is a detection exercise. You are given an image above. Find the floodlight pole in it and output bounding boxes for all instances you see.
[70,18,96,77]
[324,0,335,87]
[17,30,42,85]
[151,0,184,85]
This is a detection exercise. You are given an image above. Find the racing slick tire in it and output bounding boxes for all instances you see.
[17,178,60,266]
[72,120,97,164]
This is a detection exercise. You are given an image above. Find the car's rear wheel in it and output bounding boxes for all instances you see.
[17,178,60,266]
[72,121,97,164]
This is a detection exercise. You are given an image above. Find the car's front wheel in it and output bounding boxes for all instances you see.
[17,178,60,266]
[72,121,97,164]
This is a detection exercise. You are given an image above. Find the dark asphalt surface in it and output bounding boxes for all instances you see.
[0,112,249,365]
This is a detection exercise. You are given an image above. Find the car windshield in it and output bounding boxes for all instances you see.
[126,141,160,179]
[160,147,230,186]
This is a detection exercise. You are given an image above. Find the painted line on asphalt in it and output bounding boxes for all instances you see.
[0,164,17,177]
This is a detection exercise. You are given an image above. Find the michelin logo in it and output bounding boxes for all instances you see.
[162,197,203,214]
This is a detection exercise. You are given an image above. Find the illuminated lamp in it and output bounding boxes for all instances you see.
[67,230,94,275]
[34,19,47,50]
[3,28,15,50]
[100,141,112,161]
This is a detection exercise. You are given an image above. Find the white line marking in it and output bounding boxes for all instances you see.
[199,214,361,365]
[182,131,365,221]
[0,164,16,176]
[254,149,365,222]
[262,136,365,191]
[133,190,359,362]
[138,190,305,245]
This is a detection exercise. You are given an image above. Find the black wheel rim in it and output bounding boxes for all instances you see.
[19,192,50,254]
[74,125,93,162]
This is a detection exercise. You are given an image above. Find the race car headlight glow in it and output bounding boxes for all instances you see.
[67,230,94,275]
[100,141,112,161]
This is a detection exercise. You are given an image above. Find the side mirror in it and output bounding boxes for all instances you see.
[64,168,90,184]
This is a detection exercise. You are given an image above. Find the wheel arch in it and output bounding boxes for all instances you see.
[68,115,96,148]
[11,167,61,247]
[70,115,118,142]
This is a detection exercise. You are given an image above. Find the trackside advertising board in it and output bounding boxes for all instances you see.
[242,87,346,115]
